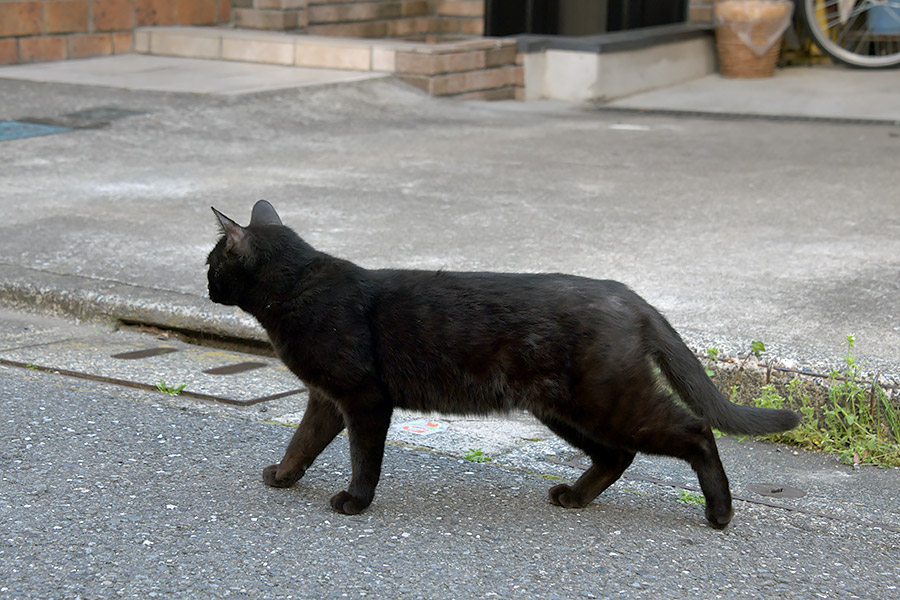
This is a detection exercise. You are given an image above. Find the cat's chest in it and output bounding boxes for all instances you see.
[263,305,374,392]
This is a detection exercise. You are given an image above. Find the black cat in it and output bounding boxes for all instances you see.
[207,200,798,528]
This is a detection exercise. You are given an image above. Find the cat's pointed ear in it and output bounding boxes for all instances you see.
[211,207,250,255]
[249,200,282,227]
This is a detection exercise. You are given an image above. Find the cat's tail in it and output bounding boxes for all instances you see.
[646,310,799,436]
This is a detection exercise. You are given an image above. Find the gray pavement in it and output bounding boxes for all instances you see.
[0,56,898,376]
[606,64,900,124]
[0,54,387,96]
[0,55,899,598]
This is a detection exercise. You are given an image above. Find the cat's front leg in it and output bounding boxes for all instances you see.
[263,388,345,488]
[329,399,392,515]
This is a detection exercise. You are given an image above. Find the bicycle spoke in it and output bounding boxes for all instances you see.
[824,3,869,32]
[805,0,900,66]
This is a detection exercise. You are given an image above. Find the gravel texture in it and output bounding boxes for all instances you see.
[2,362,898,600]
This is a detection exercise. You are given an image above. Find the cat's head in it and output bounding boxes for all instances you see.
[207,200,284,307]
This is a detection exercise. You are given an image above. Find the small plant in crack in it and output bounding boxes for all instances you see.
[677,490,706,506]
[729,340,766,395]
[704,347,719,378]
[156,379,187,396]
[463,448,490,463]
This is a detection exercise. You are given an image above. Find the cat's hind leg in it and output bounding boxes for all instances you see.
[624,399,734,529]
[263,388,345,488]
[539,418,635,509]
[548,450,635,509]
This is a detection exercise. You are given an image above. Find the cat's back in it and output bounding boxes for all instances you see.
[375,267,633,301]
[368,268,643,333]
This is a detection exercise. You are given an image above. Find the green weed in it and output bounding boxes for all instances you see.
[156,379,187,396]
[729,340,766,395]
[463,448,490,463]
[750,340,766,359]
[705,347,719,378]
[751,336,900,467]
[677,490,706,506]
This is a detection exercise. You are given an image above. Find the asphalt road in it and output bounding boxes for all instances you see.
[2,319,898,600]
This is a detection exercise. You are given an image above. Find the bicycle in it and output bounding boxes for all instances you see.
[798,0,900,67]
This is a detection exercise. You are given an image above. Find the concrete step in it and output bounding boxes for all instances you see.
[134,26,520,100]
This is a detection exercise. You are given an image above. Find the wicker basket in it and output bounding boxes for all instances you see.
[715,1,793,79]
[715,24,783,78]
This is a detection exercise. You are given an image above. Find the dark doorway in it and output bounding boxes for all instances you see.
[485,0,689,36]
[607,0,690,31]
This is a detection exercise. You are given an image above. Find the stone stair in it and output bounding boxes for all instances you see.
[134,26,520,100]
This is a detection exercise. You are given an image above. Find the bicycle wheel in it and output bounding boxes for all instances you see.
[800,0,900,67]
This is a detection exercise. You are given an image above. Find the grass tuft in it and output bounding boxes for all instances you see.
[463,448,490,463]
[156,379,187,396]
[746,336,900,467]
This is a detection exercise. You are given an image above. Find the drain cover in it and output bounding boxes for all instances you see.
[0,334,303,406]
[747,483,806,499]
[0,120,72,142]
[203,361,268,375]
[112,347,180,360]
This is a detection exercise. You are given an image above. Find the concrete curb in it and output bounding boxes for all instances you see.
[0,263,266,344]
[3,261,898,390]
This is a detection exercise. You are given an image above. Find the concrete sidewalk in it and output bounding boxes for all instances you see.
[0,54,387,96]
[1,56,898,376]
[604,64,900,124]
[2,53,899,121]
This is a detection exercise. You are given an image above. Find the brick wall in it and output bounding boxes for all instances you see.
[395,36,515,99]
[308,0,482,39]
[234,0,484,38]
[0,0,231,64]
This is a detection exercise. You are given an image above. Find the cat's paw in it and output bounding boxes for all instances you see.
[262,464,304,488]
[329,490,370,515]
[705,504,734,530]
[548,484,588,509]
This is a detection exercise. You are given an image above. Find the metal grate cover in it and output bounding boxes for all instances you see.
[0,333,303,406]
